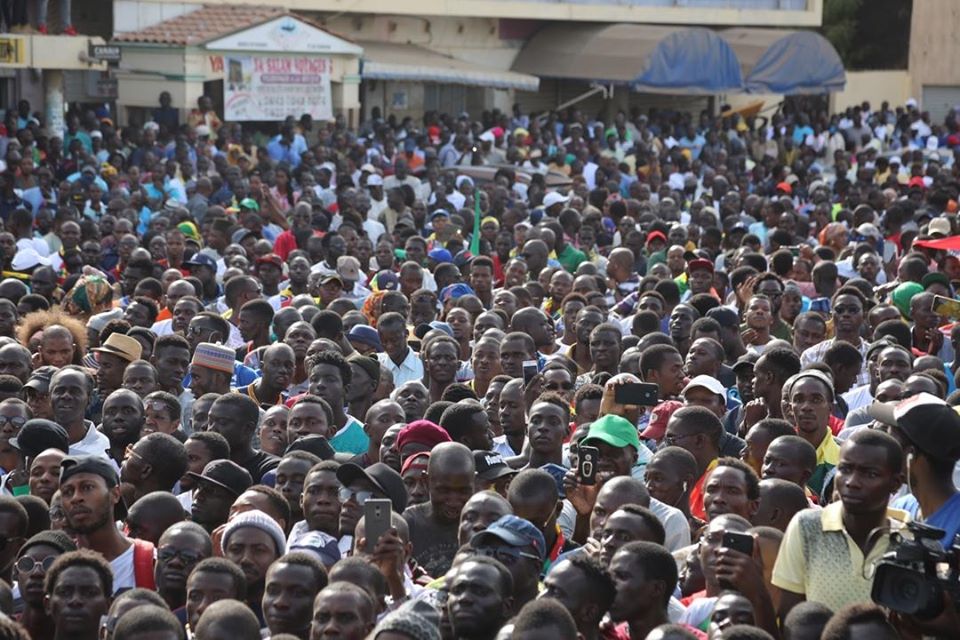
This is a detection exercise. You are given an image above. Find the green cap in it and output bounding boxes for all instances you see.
[239,197,260,212]
[891,282,923,319]
[582,414,640,451]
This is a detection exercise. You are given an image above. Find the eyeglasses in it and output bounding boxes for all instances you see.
[338,488,374,505]
[0,415,26,428]
[474,545,540,566]
[16,555,56,574]
[158,546,203,565]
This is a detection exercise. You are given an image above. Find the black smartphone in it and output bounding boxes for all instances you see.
[363,498,392,553]
[578,445,599,486]
[722,531,754,556]
[522,360,539,385]
[615,382,659,406]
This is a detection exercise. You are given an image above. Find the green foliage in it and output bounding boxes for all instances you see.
[821,0,911,70]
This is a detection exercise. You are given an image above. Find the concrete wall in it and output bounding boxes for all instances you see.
[830,70,911,113]
[115,0,821,28]
[909,0,960,102]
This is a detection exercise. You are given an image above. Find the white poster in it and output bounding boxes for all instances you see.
[224,55,333,122]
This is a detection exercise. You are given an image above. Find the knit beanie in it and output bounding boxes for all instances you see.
[221,509,286,556]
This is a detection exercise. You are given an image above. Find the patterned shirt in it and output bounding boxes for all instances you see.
[772,502,908,612]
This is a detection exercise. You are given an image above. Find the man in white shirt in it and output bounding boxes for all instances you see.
[376,312,424,387]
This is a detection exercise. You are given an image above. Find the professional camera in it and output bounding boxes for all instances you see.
[871,521,960,619]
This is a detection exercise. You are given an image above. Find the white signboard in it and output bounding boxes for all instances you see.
[224,55,333,122]
[206,16,363,55]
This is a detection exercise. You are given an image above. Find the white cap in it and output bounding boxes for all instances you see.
[889,155,902,165]
[906,98,918,109]
[479,131,495,143]
[682,375,726,400]
[143,121,159,132]
[455,175,474,189]
[195,124,210,137]
[543,191,570,208]
[366,174,383,187]
[12,248,51,271]
[928,217,951,237]
[360,163,376,174]
[855,222,881,239]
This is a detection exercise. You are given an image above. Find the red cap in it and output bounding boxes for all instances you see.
[401,451,430,475]
[687,258,714,274]
[640,400,684,441]
[775,181,793,195]
[256,253,283,269]
[646,230,667,245]
[396,420,450,452]
[908,176,926,189]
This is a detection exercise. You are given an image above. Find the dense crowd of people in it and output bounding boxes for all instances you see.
[0,92,957,640]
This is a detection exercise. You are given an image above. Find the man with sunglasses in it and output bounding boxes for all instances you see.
[13,530,77,640]
[336,461,407,559]
[469,514,545,611]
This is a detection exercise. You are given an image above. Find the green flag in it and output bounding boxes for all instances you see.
[469,192,481,254]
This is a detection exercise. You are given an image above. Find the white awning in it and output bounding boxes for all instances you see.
[360,42,539,91]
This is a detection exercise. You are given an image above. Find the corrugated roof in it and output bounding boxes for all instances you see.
[114,4,286,46]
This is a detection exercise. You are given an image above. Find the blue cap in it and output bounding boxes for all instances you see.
[427,321,454,337]
[439,282,474,302]
[539,463,567,498]
[184,253,217,270]
[471,515,546,561]
[430,209,451,220]
[371,270,399,292]
[347,325,383,352]
[453,251,474,268]
[428,248,453,264]
[288,530,341,567]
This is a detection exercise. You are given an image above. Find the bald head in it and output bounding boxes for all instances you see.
[752,478,808,532]
[598,475,650,508]
[609,247,634,270]
[429,441,476,474]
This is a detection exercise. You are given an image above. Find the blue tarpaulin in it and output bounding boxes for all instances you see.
[634,28,743,94]
[744,31,845,94]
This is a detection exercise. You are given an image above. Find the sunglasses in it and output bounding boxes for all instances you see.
[157,546,203,565]
[338,488,374,505]
[16,555,55,573]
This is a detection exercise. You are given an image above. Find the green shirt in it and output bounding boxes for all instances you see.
[557,244,587,273]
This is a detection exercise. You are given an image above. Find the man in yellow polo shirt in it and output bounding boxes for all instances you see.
[788,370,840,502]
[773,429,908,619]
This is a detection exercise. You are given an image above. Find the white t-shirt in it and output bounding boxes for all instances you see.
[110,544,136,593]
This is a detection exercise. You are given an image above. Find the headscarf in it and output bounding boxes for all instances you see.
[818,222,847,249]
[62,275,113,318]
[362,290,386,328]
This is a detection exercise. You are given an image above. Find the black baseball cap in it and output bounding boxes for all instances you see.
[187,460,253,497]
[285,435,336,460]
[473,451,517,484]
[60,455,119,487]
[336,462,407,513]
[868,392,960,461]
[10,419,69,458]
[24,366,57,394]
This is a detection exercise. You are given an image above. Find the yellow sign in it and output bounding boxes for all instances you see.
[0,37,24,66]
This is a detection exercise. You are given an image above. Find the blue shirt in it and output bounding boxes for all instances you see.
[892,492,960,547]
[266,134,307,168]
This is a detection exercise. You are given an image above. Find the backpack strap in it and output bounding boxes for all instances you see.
[132,539,156,590]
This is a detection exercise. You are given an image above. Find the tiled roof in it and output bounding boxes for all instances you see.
[114,4,286,46]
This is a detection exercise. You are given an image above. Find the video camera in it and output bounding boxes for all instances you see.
[871,521,960,619]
